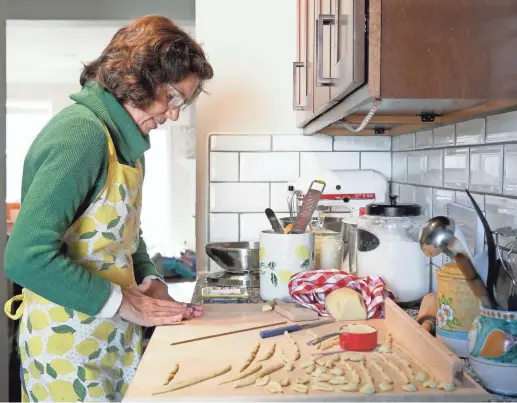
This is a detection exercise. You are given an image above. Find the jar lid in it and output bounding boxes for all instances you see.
[366,196,421,217]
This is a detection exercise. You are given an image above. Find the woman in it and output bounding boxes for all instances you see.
[4,15,213,402]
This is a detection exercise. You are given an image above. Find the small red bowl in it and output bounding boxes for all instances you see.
[339,324,378,351]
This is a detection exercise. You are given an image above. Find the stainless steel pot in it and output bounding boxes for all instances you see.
[205,241,260,274]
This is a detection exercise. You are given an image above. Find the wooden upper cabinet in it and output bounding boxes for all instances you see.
[295,0,517,135]
[294,0,313,126]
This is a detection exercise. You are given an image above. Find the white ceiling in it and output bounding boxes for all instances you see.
[6,20,194,84]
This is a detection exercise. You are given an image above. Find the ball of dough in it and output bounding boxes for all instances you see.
[325,287,367,321]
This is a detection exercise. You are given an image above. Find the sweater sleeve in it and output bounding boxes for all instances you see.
[4,116,112,316]
[132,228,161,284]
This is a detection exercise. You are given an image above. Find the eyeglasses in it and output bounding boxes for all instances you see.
[166,84,201,110]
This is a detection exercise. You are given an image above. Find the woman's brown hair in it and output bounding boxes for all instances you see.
[80,15,213,109]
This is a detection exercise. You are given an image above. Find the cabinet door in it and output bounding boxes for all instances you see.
[312,0,333,114]
[330,0,366,101]
[294,0,314,126]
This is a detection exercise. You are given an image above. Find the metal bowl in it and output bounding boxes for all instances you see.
[205,241,260,274]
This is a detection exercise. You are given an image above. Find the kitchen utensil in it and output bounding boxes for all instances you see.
[264,208,284,234]
[259,230,315,302]
[464,189,498,309]
[419,216,456,258]
[416,292,437,335]
[259,319,335,339]
[205,242,259,274]
[170,320,288,346]
[357,196,429,303]
[283,223,293,234]
[291,180,326,234]
[494,227,517,310]
[272,299,319,321]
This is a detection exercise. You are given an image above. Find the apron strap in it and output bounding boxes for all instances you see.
[4,294,25,320]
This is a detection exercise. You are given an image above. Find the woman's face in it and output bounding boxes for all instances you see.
[124,74,200,135]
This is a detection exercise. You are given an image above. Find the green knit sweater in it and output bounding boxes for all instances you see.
[4,81,160,315]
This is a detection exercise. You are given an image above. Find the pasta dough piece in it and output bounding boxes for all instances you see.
[255,375,269,386]
[257,343,276,362]
[234,362,284,388]
[266,381,283,394]
[311,367,325,377]
[325,287,367,321]
[375,353,409,384]
[315,374,332,382]
[284,362,295,372]
[329,376,346,385]
[415,371,428,383]
[312,383,333,392]
[305,364,316,375]
[376,344,391,354]
[296,377,310,384]
[371,359,392,384]
[315,359,325,367]
[330,367,344,376]
[319,336,340,350]
[301,360,315,368]
[284,331,301,361]
[360,384,376,395]
[392,351,415,381]
[240,342,260,372]
[343,352,365,362]
[292,384,308,394]
[324,359,335,369]
[219,364,262,384]
[153,365,231,395]
[331,354,341,363]
[340,384,358,392]
[164,362,179,385]
[402,384,418,392]
[438,382,456,392]
[343,362,360,385]
[379,382,393,392]
[280,379,290,387]
[262,302,274,312]
[423,380,438,389]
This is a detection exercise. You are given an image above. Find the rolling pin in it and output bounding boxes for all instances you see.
[416,292,437,335]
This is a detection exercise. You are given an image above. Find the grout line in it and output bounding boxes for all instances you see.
[392,139,517,153]
[269,135,273,151]
[269,182,272,208]
[209,149,391,153]
[237,152,241,182]
[237,213,241,241]
[210,180,297,184]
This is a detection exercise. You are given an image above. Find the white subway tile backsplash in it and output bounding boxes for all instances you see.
[398,133,416,151]
[300,152,359,178]
[415,130,433,149]
[504,144,517,196]
[444,147,469,189]
[486,110,517,143]
[210,134,271,151]
[240,152,299,181]
[407,151,425,185]
[415,186,433,218]
[469,145,504,194]
[210,152,239,181]
[210,183,269,212]
[240,213,272,242]
[456,118,485,145]
[433,125,455,147]
[432,189,455,216]
[484,196,517,233]
[270,182,290,213]
[209,214,239,242]
[334,136,391,151]
[273,134,332,151]
[399,184,415,203]
[391,182,400,196]
[423,149,444,187]
[392,136,400,151]
[392,152,407,182]
[455,191,485,211]
[360,152,391,180]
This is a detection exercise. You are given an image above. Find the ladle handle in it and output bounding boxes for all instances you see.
[454,254,495,309]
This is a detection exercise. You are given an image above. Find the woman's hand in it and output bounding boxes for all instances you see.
[138,279,204,318]
[118,286,196,327]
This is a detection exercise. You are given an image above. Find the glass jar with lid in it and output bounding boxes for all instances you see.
[356,196,429,304]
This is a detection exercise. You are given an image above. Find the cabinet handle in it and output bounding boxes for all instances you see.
[334,0,341,63]
[293,61,306,110]
[316,14,334,87]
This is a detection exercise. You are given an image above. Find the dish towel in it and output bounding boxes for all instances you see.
[288,270,395,319]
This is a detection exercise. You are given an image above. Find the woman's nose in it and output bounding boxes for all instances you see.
[166,108,180,121]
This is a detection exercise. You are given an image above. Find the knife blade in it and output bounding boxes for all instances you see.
[259,319,335,339]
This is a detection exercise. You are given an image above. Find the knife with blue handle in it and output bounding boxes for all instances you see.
[260,319,335,339]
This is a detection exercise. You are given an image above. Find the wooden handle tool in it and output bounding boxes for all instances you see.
[416,292,437,335]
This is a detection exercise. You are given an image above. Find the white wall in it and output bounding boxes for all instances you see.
[195,0,301,272]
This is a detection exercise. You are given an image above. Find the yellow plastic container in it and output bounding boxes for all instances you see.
[435,262,480,357]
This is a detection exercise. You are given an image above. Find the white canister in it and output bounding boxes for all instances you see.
[259,230,315,302]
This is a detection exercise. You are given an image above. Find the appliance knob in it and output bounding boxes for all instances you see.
[343,196,350,203]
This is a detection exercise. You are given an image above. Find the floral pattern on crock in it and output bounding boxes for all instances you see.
[260,262,278,287]
[437,295,462,329]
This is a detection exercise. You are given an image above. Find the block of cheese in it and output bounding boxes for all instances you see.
[324,287,367,321]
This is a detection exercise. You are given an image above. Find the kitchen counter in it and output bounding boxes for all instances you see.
[186,274,516,402]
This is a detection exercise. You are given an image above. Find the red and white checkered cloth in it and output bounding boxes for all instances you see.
[288,270,395,319]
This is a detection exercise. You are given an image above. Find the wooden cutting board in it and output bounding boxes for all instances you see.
[124,299,489,402]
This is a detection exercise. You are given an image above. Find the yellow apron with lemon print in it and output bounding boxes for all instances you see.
[6,126,145,402]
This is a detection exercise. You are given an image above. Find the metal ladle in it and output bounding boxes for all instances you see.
[419,216,496,309]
